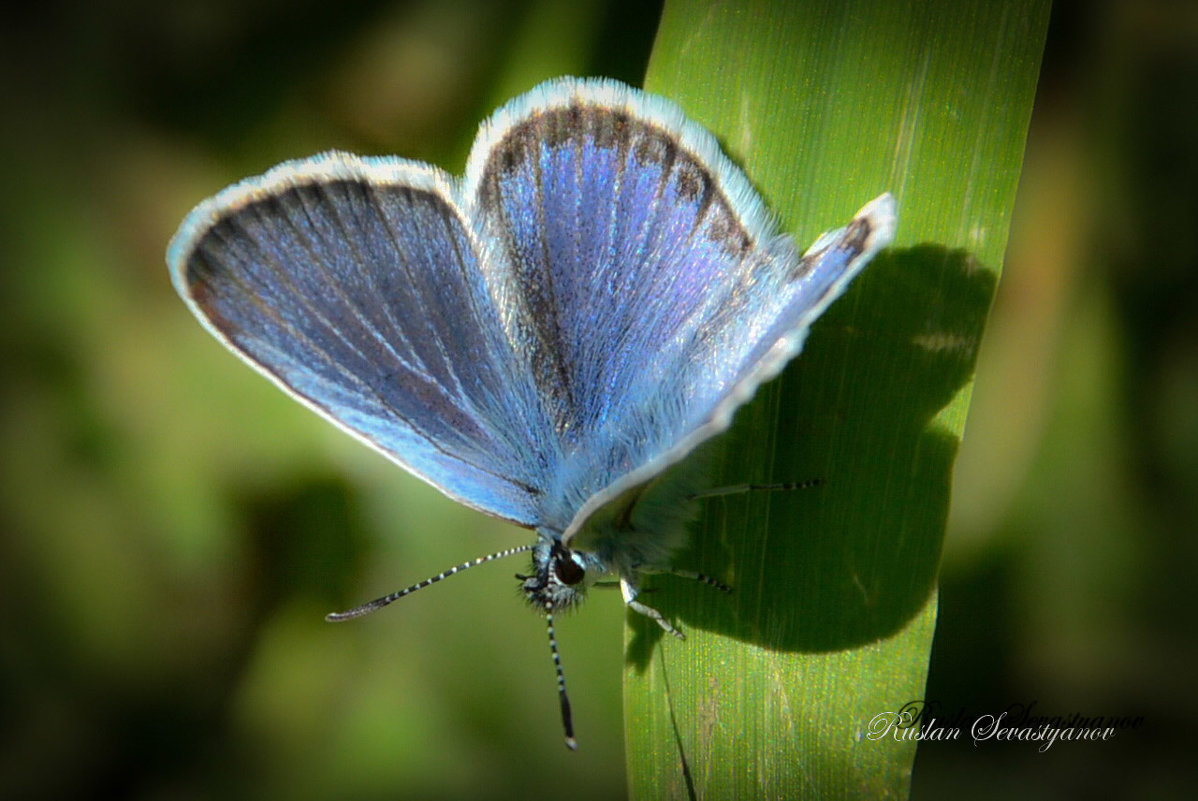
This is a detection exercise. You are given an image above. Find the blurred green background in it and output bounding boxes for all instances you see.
[1,1,1195,799]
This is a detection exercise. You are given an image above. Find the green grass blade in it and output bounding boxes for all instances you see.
[625,1,1050,798]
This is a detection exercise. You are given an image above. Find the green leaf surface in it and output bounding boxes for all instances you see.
[625,1,1050,798]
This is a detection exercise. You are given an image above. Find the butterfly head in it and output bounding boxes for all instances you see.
[519,539,597,613]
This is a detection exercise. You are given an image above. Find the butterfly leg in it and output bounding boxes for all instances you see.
[621,577,685,639]
[667,568,733,594]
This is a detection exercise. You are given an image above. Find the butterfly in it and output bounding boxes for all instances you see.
[167,77,896,749]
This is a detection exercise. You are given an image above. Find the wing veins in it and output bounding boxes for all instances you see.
[207,214,533,493]
[303,182,437,387]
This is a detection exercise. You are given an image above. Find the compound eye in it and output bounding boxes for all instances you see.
[554,554,585,586]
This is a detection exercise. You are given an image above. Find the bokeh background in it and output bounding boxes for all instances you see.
[1,1,1194,799]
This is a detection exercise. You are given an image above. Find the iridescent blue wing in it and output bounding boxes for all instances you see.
[463,79,896,541]
[167,155,554,526]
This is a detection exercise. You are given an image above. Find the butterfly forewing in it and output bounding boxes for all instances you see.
[465,82,894,536]
[170,158,552,526]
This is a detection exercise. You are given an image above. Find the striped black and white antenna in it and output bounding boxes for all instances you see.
[325,542,579,749]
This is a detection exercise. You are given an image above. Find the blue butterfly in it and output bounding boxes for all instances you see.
[167,77,896,749]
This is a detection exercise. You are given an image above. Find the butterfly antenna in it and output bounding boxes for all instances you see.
[689,478,824,500]
[325,544,536,621]
[545,604,577,750]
